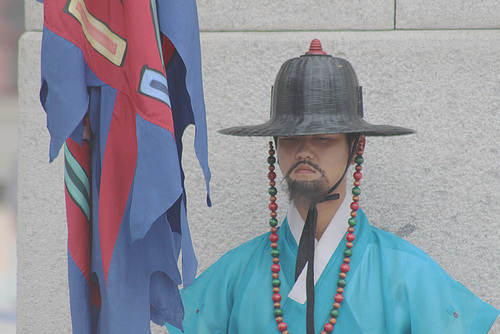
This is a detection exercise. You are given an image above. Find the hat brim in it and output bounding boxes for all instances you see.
[218,115,415,137]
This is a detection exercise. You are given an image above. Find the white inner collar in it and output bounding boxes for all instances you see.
[287,194,351,304]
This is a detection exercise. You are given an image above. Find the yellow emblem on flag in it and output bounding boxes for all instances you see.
[66,0,127,66]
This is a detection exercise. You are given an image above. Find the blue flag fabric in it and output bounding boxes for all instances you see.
[39,0,210,332]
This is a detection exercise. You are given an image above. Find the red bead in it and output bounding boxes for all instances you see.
[271,264,281,273]
[269,202,278,211]
[353,171,362,180]
[340,263,350,273]
[270,233,279,242]
[278,322,288,331]
[346,233,355,242]
[350,202,359,211]
[272,293,282,302]
[334,293,344,303]
[324,323,334,332]
[268,171,276,180]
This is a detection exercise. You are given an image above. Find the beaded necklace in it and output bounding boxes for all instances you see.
[267,141,364,334]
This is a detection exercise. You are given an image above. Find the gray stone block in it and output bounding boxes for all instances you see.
[24,0,43,31]
[17,27,500,332]
[23,0,397,32]
[197,0,395,31]
[396,0,500,29]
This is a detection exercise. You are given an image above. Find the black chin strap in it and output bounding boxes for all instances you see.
[294,137,359,334]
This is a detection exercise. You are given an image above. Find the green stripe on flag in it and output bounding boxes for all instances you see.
[64,144,91,221]
[64,144,90,196]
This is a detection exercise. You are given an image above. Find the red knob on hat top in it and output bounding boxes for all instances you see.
[305,39,327,55]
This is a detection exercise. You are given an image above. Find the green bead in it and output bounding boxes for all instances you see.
[337,279,346,287]
[330,309,339,318]
[271,249,280,257]
[274,308,283,317]
[272,278,281,287]
[355,155,364,165]
[348,218,357,227]
[269,218,278,227]
[267,156,276,165]
[352,187,361,196]
[343,248,353,257]
[268,187,277,196]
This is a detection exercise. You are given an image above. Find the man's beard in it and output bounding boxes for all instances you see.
[283,161,330,208]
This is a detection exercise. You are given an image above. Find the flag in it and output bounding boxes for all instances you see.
[39,0,211,332]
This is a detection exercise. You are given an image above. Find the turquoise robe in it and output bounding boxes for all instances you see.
[166,209,499,333]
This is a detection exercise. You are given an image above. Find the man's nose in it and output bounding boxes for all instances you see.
[295,138,314,160]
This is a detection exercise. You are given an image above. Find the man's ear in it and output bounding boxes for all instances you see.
[351,134,366,164]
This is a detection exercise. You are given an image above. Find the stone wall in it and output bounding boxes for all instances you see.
[18,1,499,332]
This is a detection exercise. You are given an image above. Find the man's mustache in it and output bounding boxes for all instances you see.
[284,161,325,179]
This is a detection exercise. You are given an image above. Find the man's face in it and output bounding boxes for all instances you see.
[277,134,351,207]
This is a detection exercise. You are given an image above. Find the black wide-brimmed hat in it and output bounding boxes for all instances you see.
[219,39,415,137]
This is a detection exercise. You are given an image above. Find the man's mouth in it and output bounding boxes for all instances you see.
[285,161,324,179]
[294,165,316,173]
